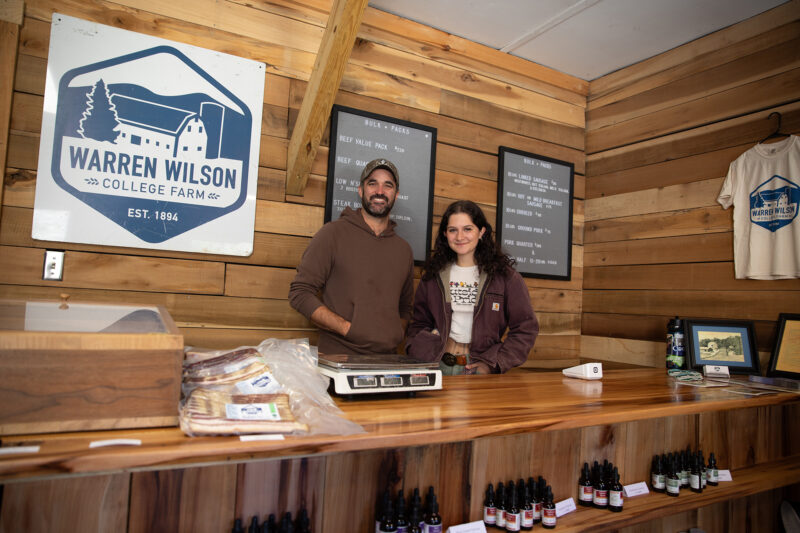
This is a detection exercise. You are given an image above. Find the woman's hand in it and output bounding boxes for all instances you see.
[465,361,492,375]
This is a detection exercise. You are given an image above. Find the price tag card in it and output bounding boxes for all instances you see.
[0,445,41,455]
[89,438,142,448]
[240,434,285,442]
[555,497,577,517]
[446,521,487,533]
[718,470,733,482]
[623,482,650,498]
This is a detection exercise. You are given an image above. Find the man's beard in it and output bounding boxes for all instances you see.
[361,192,394,218]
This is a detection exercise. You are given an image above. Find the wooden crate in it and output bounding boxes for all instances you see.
[0,298,183,435]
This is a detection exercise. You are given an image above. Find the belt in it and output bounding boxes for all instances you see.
[442,352,468,366]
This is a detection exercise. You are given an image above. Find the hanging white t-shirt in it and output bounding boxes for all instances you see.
[448,264,480,343]
[717,135,800,280]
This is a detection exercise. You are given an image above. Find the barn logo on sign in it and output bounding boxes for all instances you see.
[50,46,253,243]
[749,175,799,232]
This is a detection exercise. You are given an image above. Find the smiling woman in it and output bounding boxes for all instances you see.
[405,200,539,375]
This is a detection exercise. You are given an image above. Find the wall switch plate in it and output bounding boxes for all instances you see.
[43,250,65,281]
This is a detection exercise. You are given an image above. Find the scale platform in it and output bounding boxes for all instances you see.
[318,354,442,396]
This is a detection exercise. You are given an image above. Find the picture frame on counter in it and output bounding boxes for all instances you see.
[684,319,760,374]
[496,146,573,280]
[767,313,800,379]
[326,105,436,264]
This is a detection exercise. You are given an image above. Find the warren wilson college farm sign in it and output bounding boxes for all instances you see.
[32,14,265,255]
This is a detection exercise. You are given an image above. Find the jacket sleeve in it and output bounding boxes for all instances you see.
[478,269,539,373]
[287,224,335,319]
[404,279,445,362]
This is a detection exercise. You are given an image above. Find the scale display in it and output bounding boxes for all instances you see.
[317,354,442,395]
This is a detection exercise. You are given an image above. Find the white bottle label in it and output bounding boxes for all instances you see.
[579,486,593,502]
[522,508,534,527]
[609,490,623,507]
[483,506,496,525]
[542,508,556,527]
[505,511,521,531]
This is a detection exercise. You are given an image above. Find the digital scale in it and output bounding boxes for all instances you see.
[317,354,442,396]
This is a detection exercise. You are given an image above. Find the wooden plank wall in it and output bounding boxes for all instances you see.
[0,0,587,368]
[583,0,800,368]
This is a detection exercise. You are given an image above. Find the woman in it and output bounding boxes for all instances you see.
[406,200,538,374]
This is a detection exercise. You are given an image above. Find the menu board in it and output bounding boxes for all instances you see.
[497,147,574,280]
[326,106,436,263]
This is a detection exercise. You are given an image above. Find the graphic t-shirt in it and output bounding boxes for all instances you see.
[448,264,480,343]
[717,135,800,279]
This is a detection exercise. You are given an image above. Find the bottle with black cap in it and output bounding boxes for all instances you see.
[608,468,624,512]
[707,452,719,486]
[248,516,260,533]
[261,514,276,533]
[592,466,609,509]
[379,499,397,533]
[578,462,593,507]
[666,457,681,497]
[395,490,409,533]
[296,509,311,533]
[505,485,521,532]
[496,482,507,530]
[408,504,422,533]
[376,490,391,533]
[666,316,685,369]
[541,486,556,529]
[650,455,665,493]
[483,483,497,528]
[423,493,442,533]
[412,488,423,530]
[232,518,245,533]
[520,483,534,530]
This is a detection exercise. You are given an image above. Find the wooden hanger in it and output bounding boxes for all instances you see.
[760,111,790,144]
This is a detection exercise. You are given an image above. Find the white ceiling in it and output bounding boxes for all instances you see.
[368,0,788,81]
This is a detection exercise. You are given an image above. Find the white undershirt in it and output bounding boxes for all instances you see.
[448,264,479,343]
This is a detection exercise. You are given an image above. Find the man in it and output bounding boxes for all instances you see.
[288,158,414,355]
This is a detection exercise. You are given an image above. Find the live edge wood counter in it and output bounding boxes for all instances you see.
[1,368,799,532]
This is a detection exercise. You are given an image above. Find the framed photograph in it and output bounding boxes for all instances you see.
[767,313,800,379]
[496,146,574,280]
[326,105,436,263]
[684,319,760,374]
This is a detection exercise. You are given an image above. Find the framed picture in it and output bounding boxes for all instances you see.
[767,313,800,379]
[326,105,436,263]
[684,319,759,374]
[496,146,574,280]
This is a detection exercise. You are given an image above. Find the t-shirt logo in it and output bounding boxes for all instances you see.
[749,175,799,232]
[449,280,479,306]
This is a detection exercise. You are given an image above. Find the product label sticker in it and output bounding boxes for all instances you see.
[235,370,279,395]
[555,497,576,517]
[225,402,281,421]
[623,481,650,498]
[718,469,733,482]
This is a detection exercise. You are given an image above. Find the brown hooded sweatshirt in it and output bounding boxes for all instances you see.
[288,207,414,354]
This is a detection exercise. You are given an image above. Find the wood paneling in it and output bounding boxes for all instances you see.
[584,4,800,370]
[0,474,130,533]
[1,0,585,371]
[128,465,237,533]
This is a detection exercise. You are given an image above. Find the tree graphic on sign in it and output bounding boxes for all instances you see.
[78,78,120,143]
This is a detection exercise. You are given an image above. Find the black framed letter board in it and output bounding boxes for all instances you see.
[326,105,436,263]
[497,146,574,280]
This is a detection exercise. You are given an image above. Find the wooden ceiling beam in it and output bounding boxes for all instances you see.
[285,0,368,195]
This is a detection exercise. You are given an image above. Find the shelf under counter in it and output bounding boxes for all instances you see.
[557,455,800,532]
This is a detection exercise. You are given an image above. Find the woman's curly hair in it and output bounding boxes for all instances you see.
[421,200,515,281]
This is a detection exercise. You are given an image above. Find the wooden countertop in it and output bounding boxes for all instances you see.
[1,369,798,482]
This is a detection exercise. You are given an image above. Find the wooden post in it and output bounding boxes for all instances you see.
[285,0,368,196]
[0,0,24,224]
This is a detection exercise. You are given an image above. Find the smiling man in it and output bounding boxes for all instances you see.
[288,159,414,355]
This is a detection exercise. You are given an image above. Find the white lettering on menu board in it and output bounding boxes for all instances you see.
[500,149,572,278]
